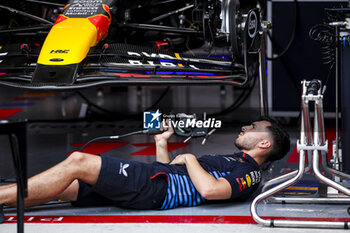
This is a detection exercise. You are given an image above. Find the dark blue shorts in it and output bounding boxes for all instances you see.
[71,155,168,210]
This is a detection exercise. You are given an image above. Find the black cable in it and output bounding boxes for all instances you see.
[267,0,299,61]
[210,73,257,117]
[24,0,65,7]
[0,25,52,34]
[207,18,215,55]
[309,24,336,65]
[218,88,250,114]
[146,4,194,23]
[145,86,170,111]
[266,32,301,96]
[221,76,257,113]
[0,4,53,25]
[76,92,127,116]
[79,130,144,152]
[79,128,163,152]
[309,23,338,93]
[144,0,178,6]
[322,62,335,94]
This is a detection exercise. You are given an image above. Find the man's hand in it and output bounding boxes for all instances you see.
[172,153,232,200]
[170,153,194,165]
[154,119,174,143]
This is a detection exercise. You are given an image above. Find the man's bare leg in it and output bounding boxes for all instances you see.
[0,152,101,206]
[5,180,80,207]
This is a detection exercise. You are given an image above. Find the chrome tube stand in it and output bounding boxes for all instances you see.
[261,151,312,193]
[251,80,350,229]
[258,34,268,118]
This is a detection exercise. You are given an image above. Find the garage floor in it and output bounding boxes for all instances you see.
[0,87,349,232]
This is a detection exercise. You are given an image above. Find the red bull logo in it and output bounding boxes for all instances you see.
[88,4,112,42]
[53,3,112,44]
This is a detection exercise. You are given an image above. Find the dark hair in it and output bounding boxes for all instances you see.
[262,117,291,162]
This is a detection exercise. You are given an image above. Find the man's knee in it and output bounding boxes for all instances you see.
[66,152,99,170]
[67,151,86,165]
[66,152,102,184]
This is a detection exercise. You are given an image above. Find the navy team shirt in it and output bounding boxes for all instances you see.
[151,152,262,210]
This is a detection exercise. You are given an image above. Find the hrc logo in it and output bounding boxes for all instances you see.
[50,50,70,54]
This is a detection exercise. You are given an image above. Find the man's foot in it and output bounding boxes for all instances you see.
[0,204,4,223]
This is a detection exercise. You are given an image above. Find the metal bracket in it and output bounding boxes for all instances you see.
[296,139,328,153]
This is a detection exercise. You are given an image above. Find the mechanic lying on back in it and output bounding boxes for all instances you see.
[0,118,290,222]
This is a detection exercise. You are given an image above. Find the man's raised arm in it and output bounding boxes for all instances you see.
[154,120,174,163]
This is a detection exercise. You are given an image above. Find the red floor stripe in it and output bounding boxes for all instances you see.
[3,215,350,224]
[68,142,128,155]
[0,108,22,119]
[130,142,189,156]
[4,215,254,224]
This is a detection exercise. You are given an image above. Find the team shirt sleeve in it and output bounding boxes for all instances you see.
[221,165,262,200]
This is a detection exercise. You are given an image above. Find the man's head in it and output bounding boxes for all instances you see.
[235,118,290,163]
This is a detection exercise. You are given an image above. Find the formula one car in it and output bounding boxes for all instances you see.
[0,0,264,90]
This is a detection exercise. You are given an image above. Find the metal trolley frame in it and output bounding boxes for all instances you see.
[251,80,350,229]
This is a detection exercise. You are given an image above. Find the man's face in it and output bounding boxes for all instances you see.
[234,120,272,151]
